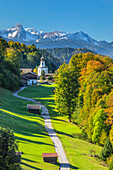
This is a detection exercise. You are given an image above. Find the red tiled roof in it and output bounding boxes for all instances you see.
[42,153,58,157]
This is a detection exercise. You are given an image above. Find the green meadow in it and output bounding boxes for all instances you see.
[0,87,59,170]
[18,85,108,170]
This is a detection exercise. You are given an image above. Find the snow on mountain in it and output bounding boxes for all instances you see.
[67,31,99,46]
[0,23,99,45]
[0,23,113,57]
[25,28,44,35]
[41,31,68,41]
[0,23,38,41]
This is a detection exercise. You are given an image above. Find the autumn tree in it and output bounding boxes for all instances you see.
[33,66,38,75]
[55,63,79,121]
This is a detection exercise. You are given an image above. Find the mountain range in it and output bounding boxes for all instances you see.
[0,23,113,57]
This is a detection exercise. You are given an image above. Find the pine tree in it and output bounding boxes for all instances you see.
[100,138,112,161]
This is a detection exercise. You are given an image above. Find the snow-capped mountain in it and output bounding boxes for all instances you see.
[0,23,113,57]
[0,23,38,42]
[25,28,44,35]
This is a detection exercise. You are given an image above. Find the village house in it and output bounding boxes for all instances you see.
[20,56,53,86]
[21,72,37,86]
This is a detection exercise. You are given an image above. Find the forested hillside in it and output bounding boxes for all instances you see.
[0,37,20,90]
[7,40,63,71]
[48,47,96,63]
[0,37,63,90]
[55,52,113,147]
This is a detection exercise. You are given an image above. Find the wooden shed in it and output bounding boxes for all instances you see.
[27,104,41,114]
[42,153,58,163]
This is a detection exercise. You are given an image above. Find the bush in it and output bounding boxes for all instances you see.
[100,138,112,161]
[109,157,113,170]
[40,70,45,80]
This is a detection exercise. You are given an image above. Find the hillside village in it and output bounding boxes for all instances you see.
[20,56,53,86]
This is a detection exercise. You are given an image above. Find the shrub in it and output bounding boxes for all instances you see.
[40,70,45,80]
[109,157,113,170]
[100,138,112,161]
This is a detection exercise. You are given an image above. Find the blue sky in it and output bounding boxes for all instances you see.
[0,0,113,42]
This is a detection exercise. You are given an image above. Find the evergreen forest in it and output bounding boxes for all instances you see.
[48,47,96,63]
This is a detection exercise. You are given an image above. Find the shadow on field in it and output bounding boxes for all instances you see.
[22,157,38,163]
[70,164,79,169]
[16,136,54,146]
[0,108,50,138]
[54,129,74,138]
[21,162,42,170]
[60,163,79,169]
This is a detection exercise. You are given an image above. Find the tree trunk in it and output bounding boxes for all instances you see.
[69,111,71,122]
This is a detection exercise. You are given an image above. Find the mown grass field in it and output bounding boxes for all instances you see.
[0,87,59,170]
[19,84,108,170]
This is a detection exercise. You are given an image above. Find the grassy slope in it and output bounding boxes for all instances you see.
[19,85,108,170]
[0,87,59,170]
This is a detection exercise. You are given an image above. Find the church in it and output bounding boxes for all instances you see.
[20,56,53,86]
[38,56,48,76]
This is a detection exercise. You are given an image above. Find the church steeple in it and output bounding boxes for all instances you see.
[38,56,48,76]
[40,56,45,67]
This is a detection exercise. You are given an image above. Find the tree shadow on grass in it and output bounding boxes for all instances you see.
[22,157,39,163]
[16,136,54,146]
[60,163,79,169]
[21,162,42,170]
[70,164,79,169]
[54,129,74,138]
[0,108,50,137]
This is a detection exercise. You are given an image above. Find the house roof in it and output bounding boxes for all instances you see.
[22,72,37,78]
[27,104,41,110]
[21,76,28,80]
[22,72,37,77]
[20,68,33,74]
[42,153,58,158]
[45,73,53,76]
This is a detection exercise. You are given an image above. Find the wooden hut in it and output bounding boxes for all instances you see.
[42,153,58,163]
[27,104,41,114]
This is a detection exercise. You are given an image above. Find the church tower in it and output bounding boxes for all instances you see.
[38,56,48,76]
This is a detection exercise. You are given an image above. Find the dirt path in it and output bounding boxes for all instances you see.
[12,87,70,170]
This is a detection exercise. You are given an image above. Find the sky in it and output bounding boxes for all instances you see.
[0,0,113,42]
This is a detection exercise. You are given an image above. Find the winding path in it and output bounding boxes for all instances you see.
[12,87,70,170]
